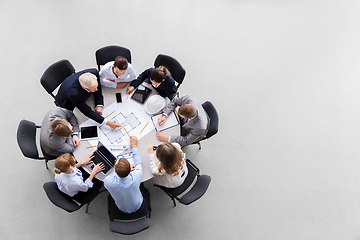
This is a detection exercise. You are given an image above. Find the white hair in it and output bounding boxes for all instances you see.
[79,72,97,88]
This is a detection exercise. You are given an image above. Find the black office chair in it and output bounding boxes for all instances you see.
[107,184,151,234]
[40,59,75,106]
[154,54,186,99]
[191,101,219,150]
[43,181,103,213]
[95,45,132,71]
[17,120,57,169]
[154,159,211,207]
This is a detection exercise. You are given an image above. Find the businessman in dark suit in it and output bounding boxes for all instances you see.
[56,68,120,129]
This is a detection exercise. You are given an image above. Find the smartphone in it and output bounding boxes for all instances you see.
[116,92,122,103]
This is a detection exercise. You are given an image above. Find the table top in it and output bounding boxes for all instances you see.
[72,82,179,182]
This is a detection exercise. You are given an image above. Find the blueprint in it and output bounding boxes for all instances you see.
[100,112,141,144]
[80,94,155,148]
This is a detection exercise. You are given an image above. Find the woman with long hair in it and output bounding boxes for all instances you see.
[147,142,188,188]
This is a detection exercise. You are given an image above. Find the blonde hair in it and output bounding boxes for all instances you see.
[50,119,72,137]
[178,104,196,118]
[158,66,171,76]
[79,72,97,88]
[155,142,185,176]
[53,153,76,174]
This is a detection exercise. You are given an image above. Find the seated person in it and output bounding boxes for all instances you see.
[156,95,210,146]
[104,136,143,213]
[127,66,176,98]
[147,142,188,188]
[54,153,104,199]
[56,68,120,129]
[40,106,80,157]
[99,56,136,89]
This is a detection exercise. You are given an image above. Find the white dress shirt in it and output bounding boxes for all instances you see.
[55,167,94,197]
[99,61,136,88]
[148,143,188,188]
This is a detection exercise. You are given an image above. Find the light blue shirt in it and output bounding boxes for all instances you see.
[104,148,143,213]
[99,61,136,88]
[55,167,93,197]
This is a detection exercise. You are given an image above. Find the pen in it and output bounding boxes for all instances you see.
[140,122,149,133]
[105,111,115,118]
[145,142,157,150]
[127,92,129,99]
[123,127,130,137]
[86,145,97,149]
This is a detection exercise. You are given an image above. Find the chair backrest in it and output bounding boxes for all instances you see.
[202,101,219,139]
[40,59,75,99]
[107,187,151,234]
[95,45,132,70]
[154,54,186,88]
[43,182,81,213]
[156,159,211,206]
[17,120,42,159]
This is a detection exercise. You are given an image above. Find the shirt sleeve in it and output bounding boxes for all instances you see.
[127,64,137,81]
[131,148,143,183]
[169,131,203,147]
[148,153,161,175]
[100,78,117,88]
[75,168,94,192]
[130,68,153,88]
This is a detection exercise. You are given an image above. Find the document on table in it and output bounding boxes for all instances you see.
[80,95,154,148]
[151,111,179,132]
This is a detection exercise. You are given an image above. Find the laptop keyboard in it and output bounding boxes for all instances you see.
[92,152,112,174]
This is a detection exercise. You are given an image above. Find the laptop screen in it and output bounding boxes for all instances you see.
[97,142,117,165]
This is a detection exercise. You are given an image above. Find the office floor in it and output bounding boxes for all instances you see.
[1,0,360,239]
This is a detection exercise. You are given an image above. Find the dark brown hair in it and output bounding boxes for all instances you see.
[114,56,128,70]
[150,66,171,83]
[155,142,184,176]
[115,157,130,178]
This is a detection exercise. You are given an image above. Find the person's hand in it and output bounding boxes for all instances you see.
[158,115,167,126]
[127,86,135,95]
[106,77,115,82]
[81,153,94,165]
[147,145,154,154]
[116,82,128,88]
[107,121,121,129]
[72,135,80,147]
[130,136,138,148]
[130,164,135,171]
[156,131,169,141]
[95,106,103,115]
[92,162,105,174]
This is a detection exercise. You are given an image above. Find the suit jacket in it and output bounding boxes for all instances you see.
[162,95,210,146]
[56,68,104,124]
[40,106,80,157]
[130,67,176,98]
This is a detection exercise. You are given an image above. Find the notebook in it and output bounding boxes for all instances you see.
[83,141,117,180]
[131,84,152,104]
[151,111,180,132]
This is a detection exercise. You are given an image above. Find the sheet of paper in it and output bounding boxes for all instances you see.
[151,111,179,132]
[81,96,154,148]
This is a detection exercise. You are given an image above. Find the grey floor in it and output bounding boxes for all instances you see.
[1,0,360,239]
